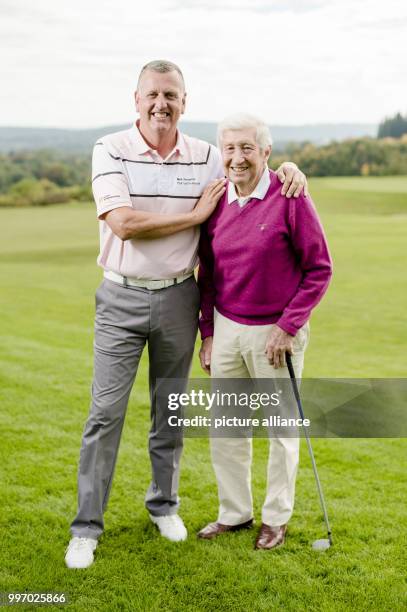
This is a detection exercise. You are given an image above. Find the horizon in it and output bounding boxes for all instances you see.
[0,120,379,131]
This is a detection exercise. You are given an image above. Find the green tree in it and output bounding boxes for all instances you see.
[378,112,407,139]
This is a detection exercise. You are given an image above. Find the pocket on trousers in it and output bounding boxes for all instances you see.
[182,276,200,313]
[294,322,310,353]
[95,281,104,307]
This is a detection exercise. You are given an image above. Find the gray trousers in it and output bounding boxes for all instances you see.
[70,276,200,539]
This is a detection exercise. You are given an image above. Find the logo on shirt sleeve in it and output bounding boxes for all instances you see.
[100,195,121,202]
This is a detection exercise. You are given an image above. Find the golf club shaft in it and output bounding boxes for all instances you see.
[286,353,333,545]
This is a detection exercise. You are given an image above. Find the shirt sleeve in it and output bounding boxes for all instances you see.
[197,221,216,339]
[91,140,132,219]
[277,194,333,336]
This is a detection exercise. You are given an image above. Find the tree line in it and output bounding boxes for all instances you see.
[272,135,407,177]
[0,150,92,207]
[1,128,407,207]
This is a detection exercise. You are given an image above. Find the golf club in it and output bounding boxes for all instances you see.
[286,352,333,551]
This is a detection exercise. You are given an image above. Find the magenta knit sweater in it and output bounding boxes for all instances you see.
[198,171,332,339]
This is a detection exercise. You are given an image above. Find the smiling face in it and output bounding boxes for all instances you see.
[135,69,186,140]
[221,128,271,196]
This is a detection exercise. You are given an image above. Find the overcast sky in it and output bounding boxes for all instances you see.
[1,0,406,128]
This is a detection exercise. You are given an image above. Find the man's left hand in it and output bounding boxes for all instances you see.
[276,162,308,198]
[265,325,294,369]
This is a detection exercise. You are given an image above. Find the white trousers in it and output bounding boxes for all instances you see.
[210,311,309,527]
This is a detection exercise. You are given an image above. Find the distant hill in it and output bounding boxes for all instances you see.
[0,122,378,153]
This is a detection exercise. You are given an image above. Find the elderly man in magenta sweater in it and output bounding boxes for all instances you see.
[197,114,332,550]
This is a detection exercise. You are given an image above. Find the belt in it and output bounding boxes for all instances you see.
[104,270,194,290]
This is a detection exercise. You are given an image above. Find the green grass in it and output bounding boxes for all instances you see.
[0,177,406,611]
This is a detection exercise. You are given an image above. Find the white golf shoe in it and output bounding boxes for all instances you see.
[65,537,98,569]
[149,514,187,542]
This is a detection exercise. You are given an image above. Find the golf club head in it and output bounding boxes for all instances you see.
[312,538,331,551]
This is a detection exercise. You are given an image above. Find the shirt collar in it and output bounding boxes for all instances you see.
[130,121,186,159]
[227,166,271,205]
[174,130,187,157]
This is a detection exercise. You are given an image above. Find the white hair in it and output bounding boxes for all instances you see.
[217,113,273,150]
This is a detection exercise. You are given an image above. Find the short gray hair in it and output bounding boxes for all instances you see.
[137,60,185,91]
[217,113,272,151]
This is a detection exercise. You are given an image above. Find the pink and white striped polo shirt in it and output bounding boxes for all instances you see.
[92,122,223,280]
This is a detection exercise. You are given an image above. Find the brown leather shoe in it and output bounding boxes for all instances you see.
[198,518,254,540]
[255,523,287,550]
